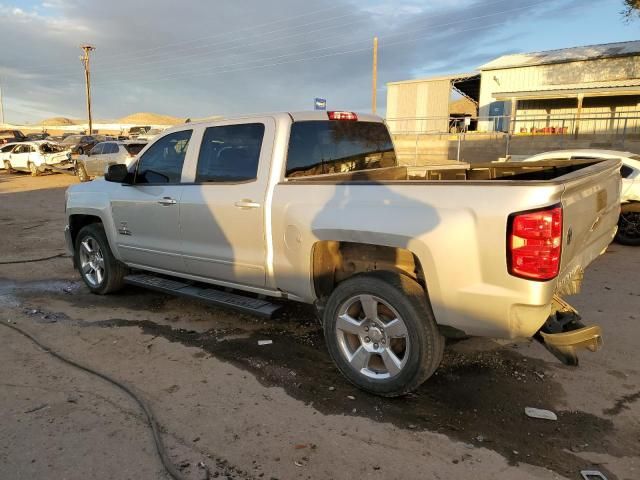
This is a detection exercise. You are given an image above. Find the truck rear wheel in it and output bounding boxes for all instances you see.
[75,223,127,294]
[323,271,444,397]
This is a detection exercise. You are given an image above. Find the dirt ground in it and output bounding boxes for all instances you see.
[0,171,638,480]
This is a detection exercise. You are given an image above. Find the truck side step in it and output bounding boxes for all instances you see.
[124,273,282,318]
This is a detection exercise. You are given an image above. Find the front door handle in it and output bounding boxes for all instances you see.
[234,199,261,209]
[158,197,177,206]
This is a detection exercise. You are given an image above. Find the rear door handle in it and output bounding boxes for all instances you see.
[234,200,261,209]
[158,197,177,206]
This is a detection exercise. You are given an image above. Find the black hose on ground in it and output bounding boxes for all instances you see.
[0,253,70,265]
[0,321,188,480]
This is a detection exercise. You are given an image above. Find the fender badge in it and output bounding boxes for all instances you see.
[118,222,132,236]
[567,227,573,245]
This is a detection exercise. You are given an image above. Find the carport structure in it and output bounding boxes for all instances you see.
[386,72,480,134]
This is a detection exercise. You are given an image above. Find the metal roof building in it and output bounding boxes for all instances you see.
[477,40,640,133]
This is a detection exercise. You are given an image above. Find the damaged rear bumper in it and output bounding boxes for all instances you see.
[536,296,603,366]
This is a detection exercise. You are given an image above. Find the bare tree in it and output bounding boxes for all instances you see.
[622,0,640,21]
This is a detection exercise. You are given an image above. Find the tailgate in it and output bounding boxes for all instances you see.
[556,159,621,294]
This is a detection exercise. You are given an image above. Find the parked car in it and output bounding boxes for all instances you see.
[26,132,50,141]
[58,134,106,155]
[507,150,640,246]
[0,129,27,145]
[3,141,72,175]
[45,133,73,143]
[136,128,163,141]
[75,140,147,182]
[65,111,620,397]
[127,126,151,139]
[0,142,20,169]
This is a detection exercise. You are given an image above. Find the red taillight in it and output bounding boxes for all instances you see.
[507,205,562,281]
[327,111,358,121]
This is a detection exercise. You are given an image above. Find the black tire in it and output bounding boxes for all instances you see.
[76,163,89,182]
[3,160,12,173]
[28,162,39,177]
[75,223,128,294]
[615,211,640,246]
[77,147,84,155]
[323,271,444,397]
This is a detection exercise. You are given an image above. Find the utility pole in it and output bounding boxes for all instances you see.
[0,81,5,125]
[80,44,95,134]
[371,36,378,115]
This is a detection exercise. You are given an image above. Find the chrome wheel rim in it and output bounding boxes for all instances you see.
[79,237,105,287]
[335,294,410,379]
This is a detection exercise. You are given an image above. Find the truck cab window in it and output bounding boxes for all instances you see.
[196,123,264,182]
[286,121,397,178]
[135,130,192,184]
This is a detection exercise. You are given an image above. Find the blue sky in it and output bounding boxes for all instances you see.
[1,0,638,123]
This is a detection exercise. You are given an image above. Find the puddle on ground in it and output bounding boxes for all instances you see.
[5,278,634,479]
[89,317,627,479]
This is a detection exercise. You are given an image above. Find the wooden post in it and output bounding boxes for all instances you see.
[81,45,95,135]
[509,96,517,134]
[574,93,584,138]
[371,37,378,115]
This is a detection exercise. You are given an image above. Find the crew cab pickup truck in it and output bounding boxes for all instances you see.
[64,111,621,396]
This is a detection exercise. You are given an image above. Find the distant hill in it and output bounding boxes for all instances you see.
[117,112,185,125]
[39,117,80,126]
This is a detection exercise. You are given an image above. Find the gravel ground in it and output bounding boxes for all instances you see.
[0,171,638,480]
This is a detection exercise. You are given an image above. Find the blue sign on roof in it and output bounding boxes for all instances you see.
[314,98,327,110]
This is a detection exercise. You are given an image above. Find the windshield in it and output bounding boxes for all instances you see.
[61,135,82,144]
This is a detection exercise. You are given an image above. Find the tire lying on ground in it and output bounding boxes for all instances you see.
[75,223,128,294]
[323,271,444,397]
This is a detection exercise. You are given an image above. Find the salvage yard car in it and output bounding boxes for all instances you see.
[508,150,640,246]
[59,134,107,155]
[75,140,147,182]
[64,111,621,397]
[3,141,72,175]
[0,129,27,145]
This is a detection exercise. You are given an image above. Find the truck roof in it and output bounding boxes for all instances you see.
[172,111,384,131]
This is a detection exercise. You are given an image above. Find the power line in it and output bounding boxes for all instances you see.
[87,22,507,89]
[85,1,547,88]
[16,4,353,74]
[25,0,522,79]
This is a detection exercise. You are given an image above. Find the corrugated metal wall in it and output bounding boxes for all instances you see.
[387,79,450,133]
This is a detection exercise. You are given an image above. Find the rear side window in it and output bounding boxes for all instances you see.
[286,121,396,178]
[196,123,264,182]
[621,165,635,178]
[135,130,192,184]
[124,143,146,156]
[90,143,104,155]
[104,143,118,154]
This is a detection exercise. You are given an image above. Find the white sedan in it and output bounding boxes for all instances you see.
[2,141,73,176]
[513,149,640,245]
[0,142,20,169]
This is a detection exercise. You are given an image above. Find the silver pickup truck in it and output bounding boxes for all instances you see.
[64,111,621,396]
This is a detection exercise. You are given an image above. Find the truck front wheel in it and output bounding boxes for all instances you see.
[75,223,127,294]
[323,271,444,397]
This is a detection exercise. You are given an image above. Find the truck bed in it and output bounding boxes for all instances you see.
[285,159,604,184]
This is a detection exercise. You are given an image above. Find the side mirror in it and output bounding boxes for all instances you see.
[105,164,132,183]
